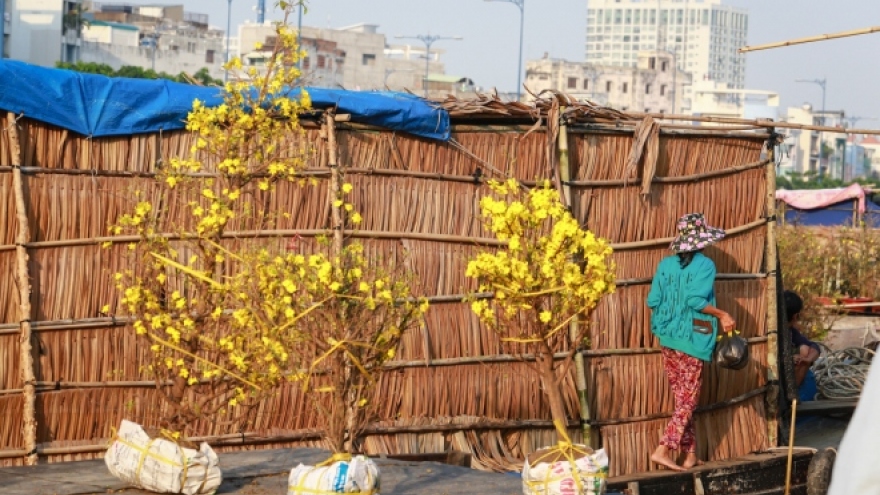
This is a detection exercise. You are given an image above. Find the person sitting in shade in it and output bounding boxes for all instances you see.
[783,290,821,401]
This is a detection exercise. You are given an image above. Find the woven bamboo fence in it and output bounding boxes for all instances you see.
[0,98,778,477]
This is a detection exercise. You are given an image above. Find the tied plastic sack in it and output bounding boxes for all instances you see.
[104,420,222,495]
[522,446,608,495]
[522,422,608,495]
[715,330,749,370]
[288,454,379,495]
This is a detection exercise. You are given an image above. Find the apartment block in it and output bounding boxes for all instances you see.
[586,0,748,91]
[4,0,83,66]
[524,51,690,114]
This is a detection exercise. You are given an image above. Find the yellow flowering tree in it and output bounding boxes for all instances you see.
[107,4,314,433]
[107,2,428,451]
[282,236,428,453]
[466,179,615,432]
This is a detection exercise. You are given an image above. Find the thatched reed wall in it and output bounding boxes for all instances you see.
[0,104,776,477]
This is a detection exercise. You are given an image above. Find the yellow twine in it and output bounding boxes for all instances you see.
[317,452,352,467]
[522,420,606,494]
[112,434,190,489]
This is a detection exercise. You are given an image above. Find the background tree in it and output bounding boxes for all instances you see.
[56,61,222,86]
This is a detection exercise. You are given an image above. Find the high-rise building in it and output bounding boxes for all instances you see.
[5,0,84,66]
[586,0,747,90]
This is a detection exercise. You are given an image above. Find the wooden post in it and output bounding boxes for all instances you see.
[325,110,344,256]
[8,114,37,465]
[556,109,593,446]
[765,133,780,447]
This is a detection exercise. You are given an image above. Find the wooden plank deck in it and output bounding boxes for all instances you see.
[607,450,814,495]
[796,400,858,416]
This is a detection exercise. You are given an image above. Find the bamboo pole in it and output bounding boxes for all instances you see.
[0,219,768,253]
[0,229,508,252]
[565,159,769,187]
[323,121,770,138]
[739,26,880,53]
[0,337,769,383]
[326,111,344,257]
[0,419,586,458]
[611,218,767,251]
[0,275,768,334]
[784,399,798,495]
[587,386,768,427]
[765,134,781,447]
[556,110,593,446]
[8,113,38,466]
[625,112,880,136]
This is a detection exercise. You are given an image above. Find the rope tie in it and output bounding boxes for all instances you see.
[523,420,606,494]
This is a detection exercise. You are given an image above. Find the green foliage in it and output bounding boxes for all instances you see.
[776,170,880,191]
[55,61,222,86]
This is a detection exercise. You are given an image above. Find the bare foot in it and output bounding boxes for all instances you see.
[682,453,704,469]
[651,445,686,472]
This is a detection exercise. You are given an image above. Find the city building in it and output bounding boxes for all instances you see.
[859,136,880,178]
[240,22,387,90]
[242,34,346,89]
[524,50,690,114]
[781,105,848,179]
[384,42,471,97]
[689,80,778,119]
[78,2,227,82]
[238,22,472,98]
[4,0,84,66]
[586,0,747,91]
[843,135,871,182]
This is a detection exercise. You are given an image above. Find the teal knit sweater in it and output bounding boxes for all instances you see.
[647,252,718,361]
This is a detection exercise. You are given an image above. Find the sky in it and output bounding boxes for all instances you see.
[131,0,880,127]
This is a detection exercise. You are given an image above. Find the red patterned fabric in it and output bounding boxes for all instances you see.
[660,347,704,453]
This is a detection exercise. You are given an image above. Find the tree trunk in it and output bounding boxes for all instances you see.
[536,340,569,431]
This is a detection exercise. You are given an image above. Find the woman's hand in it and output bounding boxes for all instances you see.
[699,304,736,333]
[719,312,736,333]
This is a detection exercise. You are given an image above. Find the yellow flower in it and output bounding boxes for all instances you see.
[333,199,344,208]
[101,304,110,314]
[342,183,353,193]
[539,311,552,323]
[351,212,363,224]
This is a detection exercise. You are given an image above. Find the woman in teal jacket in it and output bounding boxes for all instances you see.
[647,213,736,472]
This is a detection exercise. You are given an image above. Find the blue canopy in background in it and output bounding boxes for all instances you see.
[0,60,450,141]
[782,199,880,227]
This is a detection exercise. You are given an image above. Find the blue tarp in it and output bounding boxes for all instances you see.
[782,199,880,227]
[0,60,450,140]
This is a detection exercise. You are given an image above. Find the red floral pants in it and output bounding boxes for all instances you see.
[660,347,703,453]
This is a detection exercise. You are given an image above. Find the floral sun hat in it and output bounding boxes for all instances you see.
[669,213,726,254]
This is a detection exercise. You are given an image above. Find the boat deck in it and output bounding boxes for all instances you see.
[607,450,815,495]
